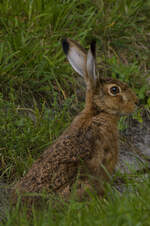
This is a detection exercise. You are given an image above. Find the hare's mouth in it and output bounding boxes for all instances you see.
[120,105,138,116]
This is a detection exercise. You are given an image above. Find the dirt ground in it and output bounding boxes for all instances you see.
[117,114,150,173]
[114,113,150,193]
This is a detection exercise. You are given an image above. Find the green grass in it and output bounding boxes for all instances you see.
[0,0,150,225]
[3,176,150,226]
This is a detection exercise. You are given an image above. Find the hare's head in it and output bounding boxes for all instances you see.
[62,39,138,116]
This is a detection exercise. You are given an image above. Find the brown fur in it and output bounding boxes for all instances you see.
[11,39,138,204]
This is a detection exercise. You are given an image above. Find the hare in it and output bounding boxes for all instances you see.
[12,39,138,203]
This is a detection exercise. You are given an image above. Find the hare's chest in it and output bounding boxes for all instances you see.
[86,137,118,176]
[85,139,104,173]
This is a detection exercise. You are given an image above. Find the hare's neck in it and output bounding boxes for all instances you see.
[95,111,120,127]
[84,93,120,125]
[72,108,120,129]
[92,112,119,141]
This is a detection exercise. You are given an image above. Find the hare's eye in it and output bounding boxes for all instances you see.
[110,86,120,95]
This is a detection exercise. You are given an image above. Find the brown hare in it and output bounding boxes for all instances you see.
[12,39,138,203]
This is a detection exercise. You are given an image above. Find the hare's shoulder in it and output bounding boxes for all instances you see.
[41,124,99,164]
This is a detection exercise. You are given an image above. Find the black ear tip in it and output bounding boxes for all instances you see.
[90,40,96,56]
[62,38,69,55]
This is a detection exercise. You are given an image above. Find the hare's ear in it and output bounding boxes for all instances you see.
[86,40,96,86]
[62,38,86,77]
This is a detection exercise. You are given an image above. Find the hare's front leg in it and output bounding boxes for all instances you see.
[75,179,104,200]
